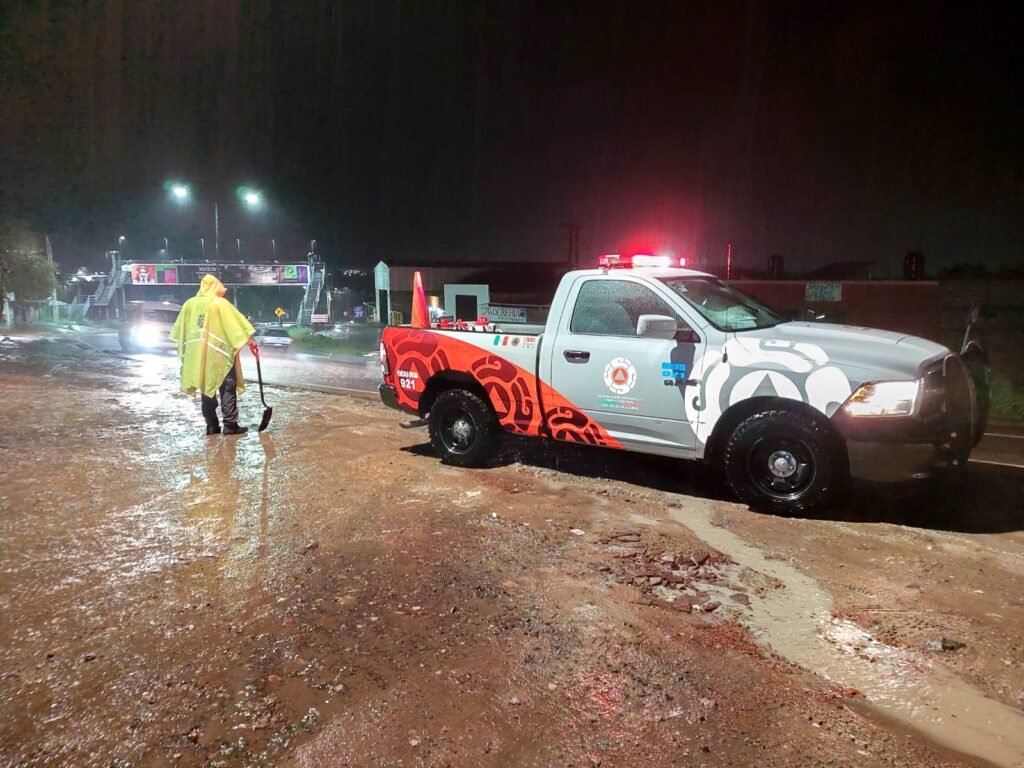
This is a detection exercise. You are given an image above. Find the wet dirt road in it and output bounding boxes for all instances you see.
[1,336,1022,768]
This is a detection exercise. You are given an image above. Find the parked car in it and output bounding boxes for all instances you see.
[119,301,181,353]
[254,327,294,348]
[379,254,988,515]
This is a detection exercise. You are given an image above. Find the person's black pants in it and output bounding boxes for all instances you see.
[201,365,239,427]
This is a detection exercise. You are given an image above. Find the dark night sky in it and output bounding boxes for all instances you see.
[1,1,1022,275]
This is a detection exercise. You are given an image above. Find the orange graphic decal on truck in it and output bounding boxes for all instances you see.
[385,328,621,448]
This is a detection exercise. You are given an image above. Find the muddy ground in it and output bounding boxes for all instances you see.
[0,337,1022,767]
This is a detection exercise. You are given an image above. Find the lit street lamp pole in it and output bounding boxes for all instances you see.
[167,182,262,263]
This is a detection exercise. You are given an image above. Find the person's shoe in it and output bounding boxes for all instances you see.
[206,424,222,435]
[223,423,248,435]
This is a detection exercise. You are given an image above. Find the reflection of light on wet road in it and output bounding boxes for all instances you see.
[88,329,380,398]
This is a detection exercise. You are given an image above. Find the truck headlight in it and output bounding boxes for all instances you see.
[131,324,161,348]
[841,380,920,417]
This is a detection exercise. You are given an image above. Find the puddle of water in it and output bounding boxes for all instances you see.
[655,500,1024,768]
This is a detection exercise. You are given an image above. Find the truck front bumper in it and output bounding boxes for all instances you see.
[844,439,945,483]
[835,352,983,483]
[379,384,400,411]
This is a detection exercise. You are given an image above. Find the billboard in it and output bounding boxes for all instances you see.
[130,264,178,284]
[126,263,309,285]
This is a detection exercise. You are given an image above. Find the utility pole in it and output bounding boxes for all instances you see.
[561,222,581,268]
[45,235,57,322]
[214,203,220,260]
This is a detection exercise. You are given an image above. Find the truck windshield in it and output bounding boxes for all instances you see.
[659,277,782,331]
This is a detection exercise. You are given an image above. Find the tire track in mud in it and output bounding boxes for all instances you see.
[651,498,1024,768]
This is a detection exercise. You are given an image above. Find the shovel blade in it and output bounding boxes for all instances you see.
[258,406,273,432]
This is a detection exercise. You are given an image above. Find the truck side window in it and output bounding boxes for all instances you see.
[570,279,688,336]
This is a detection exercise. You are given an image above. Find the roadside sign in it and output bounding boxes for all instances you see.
[805,282,842,302]
[311,313,329,323]
[274,307,285,317]
[481,304,528,324]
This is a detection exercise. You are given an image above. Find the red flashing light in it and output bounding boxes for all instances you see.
[599,253,687,269]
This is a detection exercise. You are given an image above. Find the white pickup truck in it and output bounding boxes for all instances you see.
[379,255,988,514]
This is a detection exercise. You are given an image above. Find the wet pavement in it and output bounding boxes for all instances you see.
[77,329,380,397]
[1,335,1022,768]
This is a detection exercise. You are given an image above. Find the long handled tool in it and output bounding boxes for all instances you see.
[253,347,273,432]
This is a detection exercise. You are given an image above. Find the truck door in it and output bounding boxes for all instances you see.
[547,276,705,456]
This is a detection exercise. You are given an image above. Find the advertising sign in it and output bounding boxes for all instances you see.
[127,263,309,285]
[131,264,178,284]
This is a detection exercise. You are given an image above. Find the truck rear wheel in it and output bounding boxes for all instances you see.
[428,388,500,468]
[723,409,845,515]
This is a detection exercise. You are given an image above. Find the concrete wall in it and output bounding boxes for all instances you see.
[734,278,1024,382]
[730,280,942,341]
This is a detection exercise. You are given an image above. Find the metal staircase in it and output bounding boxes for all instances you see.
[90,269,126,307]
[68,295,92,321]
[297,265,326,325]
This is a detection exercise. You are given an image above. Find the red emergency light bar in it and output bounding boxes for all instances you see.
[599,253,687,269]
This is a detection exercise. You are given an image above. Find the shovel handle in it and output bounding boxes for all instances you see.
[254,351,269,408]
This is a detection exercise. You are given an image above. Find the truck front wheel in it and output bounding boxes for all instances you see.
[428,388,500,468]
[723,409,845,515]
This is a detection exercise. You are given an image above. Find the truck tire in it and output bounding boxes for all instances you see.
[428,388,501,468]
[723,409,845,516]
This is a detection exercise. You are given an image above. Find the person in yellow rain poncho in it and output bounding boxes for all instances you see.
[170,274,258,435]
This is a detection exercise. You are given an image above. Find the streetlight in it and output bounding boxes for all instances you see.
[237,186,264,210]
[167,182,265,261]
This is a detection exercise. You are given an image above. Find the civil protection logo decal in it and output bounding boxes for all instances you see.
[603,357,637,395]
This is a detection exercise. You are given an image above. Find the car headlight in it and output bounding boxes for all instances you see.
[131,324,161,348]
[841,380,921,417]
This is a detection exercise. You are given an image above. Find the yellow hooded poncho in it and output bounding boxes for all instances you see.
[170,275,256,398]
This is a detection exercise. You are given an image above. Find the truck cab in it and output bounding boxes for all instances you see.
[380,256,987,514]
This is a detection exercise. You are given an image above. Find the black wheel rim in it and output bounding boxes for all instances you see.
[440,408,477,454]
[747,436,816,500]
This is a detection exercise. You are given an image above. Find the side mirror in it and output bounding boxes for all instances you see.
[637,314,679,340]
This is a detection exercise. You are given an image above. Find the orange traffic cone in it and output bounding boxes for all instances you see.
[411,270,430,328]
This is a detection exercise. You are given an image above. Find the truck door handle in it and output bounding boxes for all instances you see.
[563,350,590,363]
